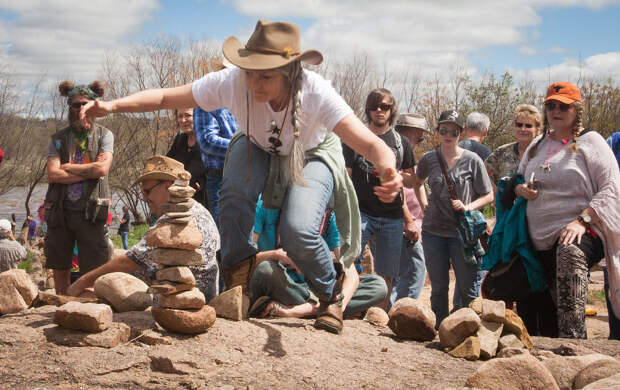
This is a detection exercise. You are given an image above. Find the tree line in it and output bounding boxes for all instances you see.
[1,36,618,220]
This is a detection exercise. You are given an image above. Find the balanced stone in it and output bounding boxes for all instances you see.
[439,308,481,349]
[160,201,193,214]
[168,195,191,204]
[148,281,194,295]
[145,222,202,250]
[480,299,506,323]
[158,288,205,309]
[53,301,113,332]
[477,320,503,359]
[156,266,195,284]
[165,211,192,219]
[152,305,216,334]
[448,335,480,361]
[94,272,152,312]
[503,309,533,349]
[168,185,195,198]
[151,248,203,266]
[208,286,248,321]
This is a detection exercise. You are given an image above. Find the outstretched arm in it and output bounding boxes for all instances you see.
[81,84,196,128]
[334,114,402,203]
[66,255,140,296]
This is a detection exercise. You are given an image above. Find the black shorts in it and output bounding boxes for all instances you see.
[44,210,110,273]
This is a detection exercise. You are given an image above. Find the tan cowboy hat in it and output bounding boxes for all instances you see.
[133,155,191,186]
[395,113,431,133]
[222,19,323,70]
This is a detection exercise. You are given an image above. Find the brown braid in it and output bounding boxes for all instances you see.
[569,101,584,152]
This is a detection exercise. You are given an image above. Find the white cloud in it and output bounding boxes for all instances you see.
[0,0,159,82]
[548,46,569,54]
[509,51,620,84]
[519,46,538,56]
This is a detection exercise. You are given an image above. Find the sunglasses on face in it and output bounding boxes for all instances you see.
[515,122,534,129]
[70,101,88,109]
[438,127,460,137]
[370,103,392,112]
[545,101,571,112]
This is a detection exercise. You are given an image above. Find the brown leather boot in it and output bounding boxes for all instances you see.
[314,262,345,334]
[223,255,257,295]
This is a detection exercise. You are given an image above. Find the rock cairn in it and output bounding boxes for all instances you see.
[146,181,216,334]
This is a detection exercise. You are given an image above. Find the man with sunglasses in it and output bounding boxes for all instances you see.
[44,80,114,295]
[67,155,220,302]
[343,88,416,310]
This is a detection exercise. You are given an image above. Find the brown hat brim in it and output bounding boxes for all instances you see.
[222,36,323,70]
[395,124,432,134]
[132,171,178,187]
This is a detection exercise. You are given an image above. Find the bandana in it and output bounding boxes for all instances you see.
[67,85,97,103]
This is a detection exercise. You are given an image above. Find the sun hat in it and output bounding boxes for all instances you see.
[0,219,11,233]
[544,81,581,104]
[222,19,323,70]
[133,155,191,186]
[437,110,464,130]
[395,113,431,133]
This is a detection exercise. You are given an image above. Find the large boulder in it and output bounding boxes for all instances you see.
[53,301,113,332]
[541,354,616,390]
[152,305,216,334]
[582,373,620,389]
[93,272,152,312]
[151,248,203,266]
[0,269,38,314]
[573,359,620,389]
[388,303,436,341]
[388,297,419,316]
[503,309,533,349]
[439,308,481,349]
[158,288,205,310]
[466,354,560,390]
[145,221,202,250]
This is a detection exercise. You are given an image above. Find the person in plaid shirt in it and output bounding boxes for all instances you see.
[193,106,238,226]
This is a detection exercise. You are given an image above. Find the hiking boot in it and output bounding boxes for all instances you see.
[314,262,345,334]
[223,255,257,295]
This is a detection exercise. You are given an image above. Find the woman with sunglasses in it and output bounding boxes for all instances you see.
[515,82,620,338]
[409,110,494,327]
[79,20,402,334]
[485,104,541,190]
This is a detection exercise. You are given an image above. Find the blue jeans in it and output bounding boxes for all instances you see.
[604,267,620,340]
[390,238,426,306]
[120,231,129,250]
[219,135,339,298]
[250,260,387,317]
[359,212,403,280]
[422,230,481,328]
[206,172,223,227]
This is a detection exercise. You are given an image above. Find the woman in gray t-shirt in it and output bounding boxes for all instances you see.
[408,110,493,327]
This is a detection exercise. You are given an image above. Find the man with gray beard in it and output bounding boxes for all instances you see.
[43,80,114,295]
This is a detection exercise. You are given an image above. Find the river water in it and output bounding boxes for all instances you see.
[0,184,128,235]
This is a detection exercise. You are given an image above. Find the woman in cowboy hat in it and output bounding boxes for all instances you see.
[81,19,402,334]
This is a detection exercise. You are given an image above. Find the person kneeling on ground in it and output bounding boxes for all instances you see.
[67,155,220,301]
[249,206,387,318]
[0,219,28,272]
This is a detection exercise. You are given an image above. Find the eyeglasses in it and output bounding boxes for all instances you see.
[141,181,165,198]
[370,103,392,112]
[438,127,460,137]
[70,101,88,109]
[515,122,534,129]
[545,102,571,112]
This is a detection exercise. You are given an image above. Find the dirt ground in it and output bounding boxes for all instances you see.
[0,271,617,389]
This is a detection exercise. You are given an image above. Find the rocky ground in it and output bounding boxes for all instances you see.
[0,265,618,390]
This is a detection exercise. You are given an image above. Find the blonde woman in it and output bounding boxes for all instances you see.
[485,104,541,189]
[81,20,402,334]
[515,82,620,338]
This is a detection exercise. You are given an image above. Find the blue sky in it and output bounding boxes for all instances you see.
[0,0,618,86]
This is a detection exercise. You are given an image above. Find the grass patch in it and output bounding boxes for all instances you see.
[588,289,606,305]
[110,224,150,249]
[17,249,38,273]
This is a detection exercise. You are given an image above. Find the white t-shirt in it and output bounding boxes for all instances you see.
[192,68,353,156]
